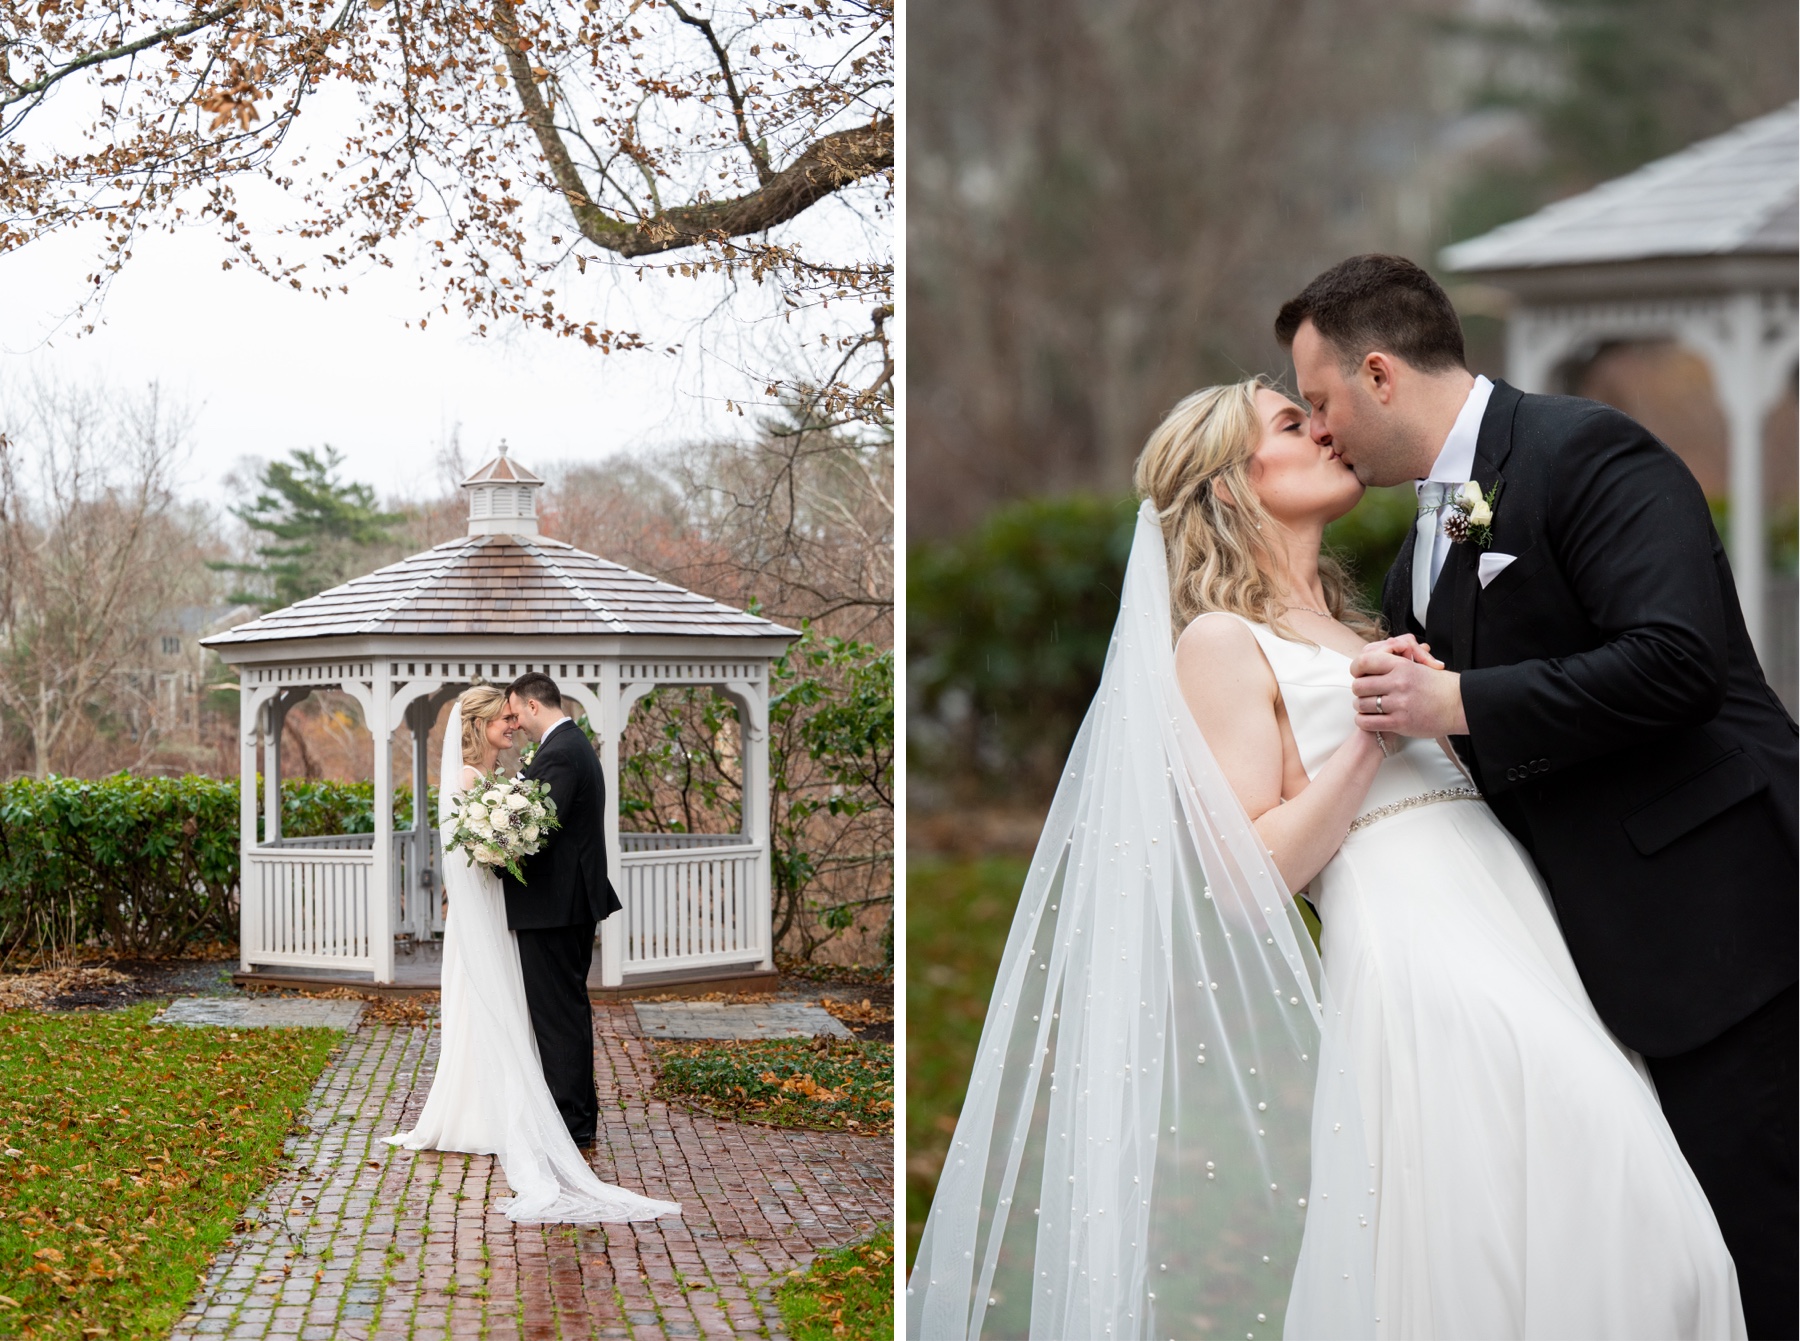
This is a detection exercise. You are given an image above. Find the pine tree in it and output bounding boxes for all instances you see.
[217,447,407,611]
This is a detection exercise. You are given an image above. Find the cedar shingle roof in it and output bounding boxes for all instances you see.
[1442,104,1798,274]
[201,533,792,647]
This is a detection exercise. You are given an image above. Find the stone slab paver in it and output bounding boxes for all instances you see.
[632,1001,851,1041]
[170,1002,891,1339]
[154,996,366,1030]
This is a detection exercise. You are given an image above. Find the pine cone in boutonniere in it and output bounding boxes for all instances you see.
[1447,481,1499,550]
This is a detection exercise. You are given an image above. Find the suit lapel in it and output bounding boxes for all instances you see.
[1448,381,1522,671]
[529,722,570,776]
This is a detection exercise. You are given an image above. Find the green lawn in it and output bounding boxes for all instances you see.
[0,1004,340,1340]
[904,853,1029,1270]
[774,1224,894,1341]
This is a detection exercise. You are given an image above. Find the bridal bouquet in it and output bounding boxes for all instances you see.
[446,771,559,881]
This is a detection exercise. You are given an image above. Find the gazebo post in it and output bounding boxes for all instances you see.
[1718,293,1769,651]
[407,697,434,942]
[239,688,264,975]
[263,697,286,846]
[738,679,776,974]
[369,672,396,984]
[595,663,626,989]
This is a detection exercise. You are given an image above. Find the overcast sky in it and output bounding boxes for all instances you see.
[0,216,785,510]
[0,72,883,511]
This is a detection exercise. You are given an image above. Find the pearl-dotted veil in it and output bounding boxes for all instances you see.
[907,500,1374,1340]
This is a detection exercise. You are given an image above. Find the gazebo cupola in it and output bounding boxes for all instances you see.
[462,442,544,534]
[203,445,798,990]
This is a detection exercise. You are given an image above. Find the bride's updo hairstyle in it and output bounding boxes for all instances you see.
[1133,374,1374,640]
[458,684,510,762]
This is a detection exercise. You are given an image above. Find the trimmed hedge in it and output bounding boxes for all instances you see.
[0,776,424,963]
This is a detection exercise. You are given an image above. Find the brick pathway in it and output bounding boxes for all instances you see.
[170,1003,893,1340]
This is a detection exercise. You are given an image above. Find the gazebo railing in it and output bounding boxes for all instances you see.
[247,826,767,981]
[618,831,747,852]
[617,840,766,977]
[242,841,376,971]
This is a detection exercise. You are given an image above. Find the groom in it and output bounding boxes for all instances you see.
[1277,254,1797,1337]
[502,672,622,1148]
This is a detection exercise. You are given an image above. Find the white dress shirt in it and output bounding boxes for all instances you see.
[1416,374,1494,594]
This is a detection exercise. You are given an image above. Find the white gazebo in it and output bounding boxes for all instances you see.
[1442,103,1799,655]
[202,447,798,990]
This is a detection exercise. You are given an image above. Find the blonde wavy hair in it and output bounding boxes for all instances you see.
[458,685,511,765]
[1133,375,1376,641]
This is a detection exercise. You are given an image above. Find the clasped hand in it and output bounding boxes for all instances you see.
[1349,635,1469,738]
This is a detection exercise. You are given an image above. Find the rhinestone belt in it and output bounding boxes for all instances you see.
[1347,785,1482,834]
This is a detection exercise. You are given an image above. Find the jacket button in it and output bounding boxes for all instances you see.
[1507,767,1519,782]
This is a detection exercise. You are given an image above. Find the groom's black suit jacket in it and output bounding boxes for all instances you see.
[500,719,622,930]
[1380,380,1798,1057]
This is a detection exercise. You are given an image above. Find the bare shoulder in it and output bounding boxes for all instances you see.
[461,765,482,789]
[1174,612,1273,688]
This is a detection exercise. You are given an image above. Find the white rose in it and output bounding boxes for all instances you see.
[523,825,540,843]
[1457,481,1483,510]
[482,789,504,807]
[475,845,504,865]
[505,793,530,810]
[465,802,487,823]
[1468,499,1493,527]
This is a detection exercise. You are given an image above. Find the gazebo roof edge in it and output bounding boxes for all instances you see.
[201,531,799,650]
[1442,103,1798,276]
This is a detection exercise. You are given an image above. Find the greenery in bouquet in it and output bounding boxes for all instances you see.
[445,771,559,882]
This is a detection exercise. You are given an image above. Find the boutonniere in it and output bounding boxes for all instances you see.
[1442,480,1499,549]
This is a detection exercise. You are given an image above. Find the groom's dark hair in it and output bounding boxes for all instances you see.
[1275,254,1466,373]
[505,671,563,711]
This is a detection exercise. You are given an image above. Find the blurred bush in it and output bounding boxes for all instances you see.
[909,490,1417,796]
[1324,485,1420,612]
[908,495,1137,793]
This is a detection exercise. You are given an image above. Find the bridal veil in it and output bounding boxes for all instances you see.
[908,501,1372,1340]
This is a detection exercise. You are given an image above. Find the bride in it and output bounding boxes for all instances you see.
[907,379,1741,1339]
[384,685,680,1224]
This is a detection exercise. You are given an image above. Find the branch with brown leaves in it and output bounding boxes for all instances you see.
[1,0,893,374]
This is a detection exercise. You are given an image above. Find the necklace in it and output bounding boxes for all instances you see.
[1284,601,1335,621]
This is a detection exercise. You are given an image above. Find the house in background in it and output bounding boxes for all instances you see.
[117,602,258,771]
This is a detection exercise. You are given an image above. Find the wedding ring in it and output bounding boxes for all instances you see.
[1376,695,1384,715]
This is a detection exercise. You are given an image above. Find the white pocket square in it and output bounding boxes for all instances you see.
[1478,552,1518,589]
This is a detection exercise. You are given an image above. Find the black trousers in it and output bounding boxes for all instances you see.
[514,921,599,1145]
[1647,981,1797,1341]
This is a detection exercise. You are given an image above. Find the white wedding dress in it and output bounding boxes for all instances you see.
[1228,616,1747,1340]
[907,503,1742,1341]
[383,705,680,1225]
